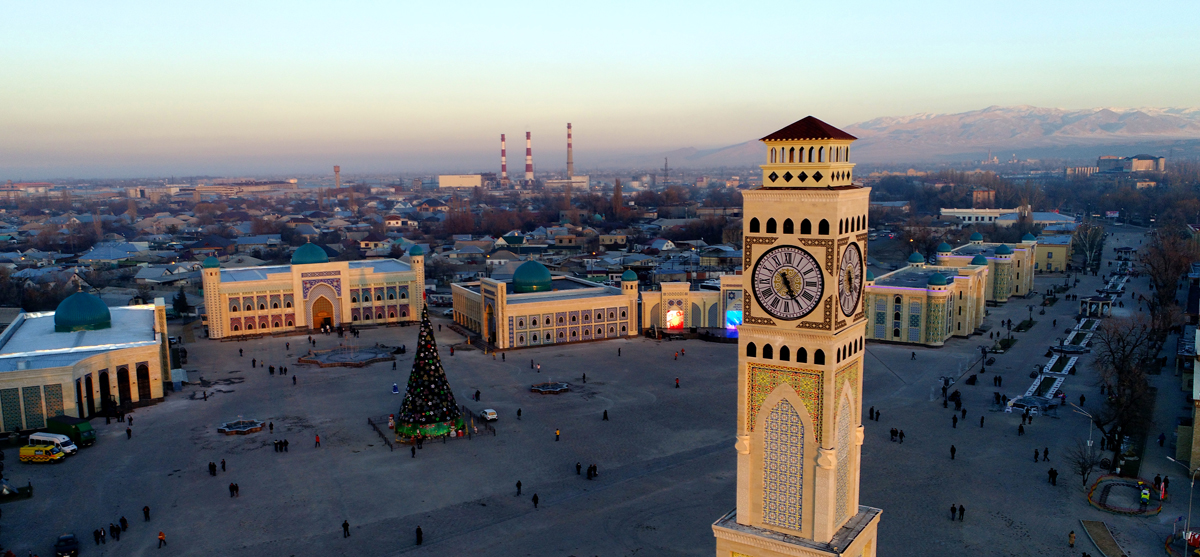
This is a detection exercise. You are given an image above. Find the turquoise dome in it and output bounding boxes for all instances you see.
[969,232,984,242]
[202,256,220,269]
[994,244,1013,255]
[937,242,953,253]
[291,243,329,265]
[865,269,875,281]
[971,254,988,265]
[409,245,425,256]
[592,213,603,222]
[908,252,925,264]
[927,273,948,286]
[1022,233,1037,242]
[621,270,638,281]
[512,260,553,293]
[55,291,112,333]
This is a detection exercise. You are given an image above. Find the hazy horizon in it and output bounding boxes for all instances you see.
[3,1,1199,178]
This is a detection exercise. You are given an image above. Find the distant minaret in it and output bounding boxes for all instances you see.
[525,132,534,183]
[567,123,574,177]
[334,165,341,190]
[501,134,508,186]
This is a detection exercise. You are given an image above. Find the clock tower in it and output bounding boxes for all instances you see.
[713,116,880,557]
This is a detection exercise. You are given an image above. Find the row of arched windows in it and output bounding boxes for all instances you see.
[749,217,829,235]
[835,337,863,363]
[768,145,850,164]
[231,301,293,312]
[746,336,865,365]
[351,292,407,303]
[231,319,295,332]
[838,216,866,235]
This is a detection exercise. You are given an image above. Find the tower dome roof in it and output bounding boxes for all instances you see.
[969,232,984,242]
[512,260,553,293]
[971,254,988,265]
[927,272,948,286]
[1022,233,1037,242]
[621,269,637,281]
[202,256,220,269]
[994,244,1013,255]
[937,242,953,253]
[865,269,875,282]
[54,291,112,332]
[908,252,925,264]
[291,242,329,265]
[409,244,424,256]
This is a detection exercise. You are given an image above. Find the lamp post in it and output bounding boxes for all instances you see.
[1167,456,1200,539]
[1067,403,1094,448]
[1027,305,1034,324]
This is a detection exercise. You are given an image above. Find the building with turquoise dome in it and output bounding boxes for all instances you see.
[0,292,170,430]
[862,249,990,347]
[935,232,1037,302]
[201,242,425,339]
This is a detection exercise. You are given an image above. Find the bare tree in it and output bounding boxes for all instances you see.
[1090,316,1156,462]
[1072,221,1105,270]
[1139,225,1198,333]
[1065,439,1104,487]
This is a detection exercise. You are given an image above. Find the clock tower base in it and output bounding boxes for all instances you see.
[713,506,880,557]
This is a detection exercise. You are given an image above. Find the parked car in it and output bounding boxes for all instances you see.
[442,308,454,317]
[29,432,78,456]
[19,445,65,464]
[54,533,81,556]
[479,409,498,421]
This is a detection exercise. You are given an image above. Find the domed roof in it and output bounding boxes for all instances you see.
[969,232,984,242]
[621,269,638,281]
[994,244,1013,255]
[908,252,925,264]
[937,242,953,253]
[291,242,329,265]
[971,254,988,265]
[1022,233,1037,242]
[409,244,425,256]
[865,269,875,282]
[592,213,603,222]
[54,291,112,332]
[202,256,220,269]
[512,260,553,293]
[927,272,948,286]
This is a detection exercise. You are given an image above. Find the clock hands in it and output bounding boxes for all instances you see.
[780,272,800,301]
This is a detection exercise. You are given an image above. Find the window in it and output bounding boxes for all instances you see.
[788,147,795,163]
[1047,252,1053,259]
[818,146,824,162]
[377,294,383,301]
[620,310,627,318]
[231,306,238,312]
[571,330,577,338]
[819,220,830,235]
[389,312,396,318]
[779,346,790,361]
[763,344,773,359]
[285,302,292,308]
[746,342,757,358]
[750,218,760,233]
[767,218,777,234]
[893,328,900,338]
[571,315,577,323]
[814,349,825,365]
[232,325,240,331]
[273,321,280,328]
[246,322,254,330]
[388,294,395,300]
[287,320,293,327]
[801,219,812,234]
[558,317,565,324]
[783,219,794,234]
[259,304,266,310]
[272,303,279,309]
[770,148,776,163]
[797,347,807,363]
[400,292,407,299]
[245,305,252,311]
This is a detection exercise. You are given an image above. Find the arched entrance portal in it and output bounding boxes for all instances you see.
[485,305,496,345]
[312,297,334,329]
[116,367,132,407]
[137,364,151,402]
[84,374,95,417]
[98,371,112,414]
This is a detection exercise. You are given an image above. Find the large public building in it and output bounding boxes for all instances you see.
[863,252,989,347]
[937,233,1037,303]
[202,243,425,338]
[0,291,170,431]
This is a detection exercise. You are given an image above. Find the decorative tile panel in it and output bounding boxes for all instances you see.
[302,278,341,298]
[1,388,21,431]
[762,398,804,531]
[747,362,823,443]
[834,397,852,524]
[43,384,64,418]
[22,386,44,429]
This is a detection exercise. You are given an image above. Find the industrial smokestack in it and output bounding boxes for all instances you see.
[525,132,533,182]
[501,134,508,183]
[334,165,341,190]
[567,123,574,178]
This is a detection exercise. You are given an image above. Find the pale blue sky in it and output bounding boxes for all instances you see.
[2,1,1197,178]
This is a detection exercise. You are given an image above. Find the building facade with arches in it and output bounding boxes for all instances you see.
[201,244,424,339]
[0,292,170,430]
[862,254,989,347]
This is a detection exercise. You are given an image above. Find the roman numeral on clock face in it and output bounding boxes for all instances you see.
[751,245,824,321]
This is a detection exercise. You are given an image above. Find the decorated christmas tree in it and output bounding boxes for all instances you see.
[395,305,463,438]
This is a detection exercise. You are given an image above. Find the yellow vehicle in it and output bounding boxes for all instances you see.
[19,445,65,464]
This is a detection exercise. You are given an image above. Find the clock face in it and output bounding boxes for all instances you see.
[839,243,863,317]
[752,245,824,320]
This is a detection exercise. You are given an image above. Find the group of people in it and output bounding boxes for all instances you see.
[93,518,127,545]
[274,439,290,452]
[576,461,600,480]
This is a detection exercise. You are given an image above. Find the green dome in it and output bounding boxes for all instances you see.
[621,270,638,281]
[927,272,948,286]
[970,254,988,265]
[592,213,603,222]
[409,245,425,256]
[291,242,329,265]
[908,252,925,264]
[994,244,1013,255]
[54,291,112,333]
[865,270,875,281]
[1022,233,1037,242]
[512,260,553,293]
[202,256,220,269]
[969,232,984,242]
[937,242,953,253]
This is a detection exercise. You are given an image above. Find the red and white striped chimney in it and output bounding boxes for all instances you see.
[500,134,507,182]
[567,123,574,177]
[525,132,533,182]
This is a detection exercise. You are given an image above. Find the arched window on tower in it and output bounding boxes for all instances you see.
[762,344,773,359]
[801,219,812,234]
[750,218,760,233]
[798,146,805,163]
[797,347,808,363]
[783,219,794,234]
[818,146,824,162]
[808,146,814,162]
[818,220,830,235]
[814,349,825,365]
[789,147,795,163]
[766,218,777,234]
[779,346,790,361]
[770,148,776,163]
[746,342,757,358]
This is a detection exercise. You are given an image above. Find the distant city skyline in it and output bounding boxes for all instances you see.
[2,1,1199,178]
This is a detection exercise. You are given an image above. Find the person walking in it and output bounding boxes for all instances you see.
[293,375,296,385]
[517,408,522,420]
[143,506,150,521]
[239,348,243,357]
[1049,468,1058,486]
[120,516,128,531]
[315,434,321,447]
[283,439,288,452]
[555,429,560,441]
[958,504,965,521]
[93,529,101,545]
[1159,433,1167,447]
[1018,424,1025,436]
[411,445,416,458]
[576,462,582,475]
[110,523,120,542]
[99,527,106,544]
[1034,449,1039,462]
[899,430,905,443]
[269,422,274,433]
[950,504,957,520]
[516,480,522,495]
[229,483,236,497]
[980,416,985,428]
[675,377,680,388]
[875,410,880,422]
[532,494,539,509]
[343,520,351,538]
[1069,530,1075,548]
[952,415,957,428]
[674,351,678,360]
[158,531,166,548]
[618,347,621,356]
[209,462,216,476]
[1043,447,1049,461]
[911,351,916,360]
[127,427,132,439]
[537,364,541,373]
[416,525,423,545]
[869,406,875,421]
[950,445,956,460]
[221,459,226,472]
[602,410,608,421]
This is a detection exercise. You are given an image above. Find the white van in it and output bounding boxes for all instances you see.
[29,432,78,456]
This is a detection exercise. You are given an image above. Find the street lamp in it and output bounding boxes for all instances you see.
[1067,403,1094,448]
[1167,456,1200,539]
